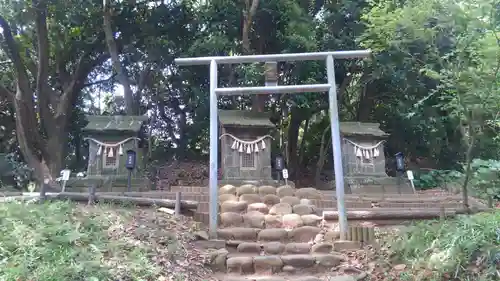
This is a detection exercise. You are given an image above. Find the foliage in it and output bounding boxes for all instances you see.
[389,211,500,281]
[4,152,33,189]
[413,169,463,190]
[0,201,160,281]
[469,159,500,202]
[0,0,498,186]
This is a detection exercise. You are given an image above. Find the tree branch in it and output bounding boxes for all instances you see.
[83,74,116,87]
[32,0,55,135]
[0,15,33,97]
[55,50,109,121]
[103,0,136,115]
[242,0,259,54]
[0,14,44,155]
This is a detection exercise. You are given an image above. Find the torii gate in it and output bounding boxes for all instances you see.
[174,50,371,239]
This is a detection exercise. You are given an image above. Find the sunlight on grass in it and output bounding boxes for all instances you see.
[0,201,160,281]
[388,211,500,281]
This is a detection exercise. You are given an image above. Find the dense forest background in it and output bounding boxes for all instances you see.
[0,0,498,197]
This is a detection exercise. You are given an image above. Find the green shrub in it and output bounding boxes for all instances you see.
[389,211,500,281]
[413,169,463,190]
[468,159,500,203]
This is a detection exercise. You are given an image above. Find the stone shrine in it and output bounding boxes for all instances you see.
[340,122,388,176]
[219,110,274,182]
[82,115,148,176]
[340,122,414,194]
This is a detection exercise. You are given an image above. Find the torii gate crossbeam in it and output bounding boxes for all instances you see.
[174,50,371,239]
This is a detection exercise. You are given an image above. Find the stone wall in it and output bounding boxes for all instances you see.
[221,127,272,181]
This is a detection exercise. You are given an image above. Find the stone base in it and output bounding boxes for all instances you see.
[346,175,414,194]
[64,176,151,192]
[219,179,295,188]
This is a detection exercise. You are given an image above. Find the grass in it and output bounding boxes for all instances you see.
[0,201,161,281]
[387,211,500,281]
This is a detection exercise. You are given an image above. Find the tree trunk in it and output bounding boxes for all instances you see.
[0,2,109,192]
[177,110,188,160]
[242,0,259,54]
[460,123,475,212]
[357,80,376,122]
[297,118,310,169]
[287,109,303,179]
[46,136,65,178]
[241,0,266,111]
[103,0,136,115]
[315,125,331,186]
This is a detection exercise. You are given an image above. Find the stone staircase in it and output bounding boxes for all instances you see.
[168,185,468,226]
[82,183,484,281]
[199,184,368,281]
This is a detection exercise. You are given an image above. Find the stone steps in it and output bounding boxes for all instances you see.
[211,242,359,275]
[218,274,359,281]
[207,184,363,278]
[224,253,345,274]
[192,183,480,280]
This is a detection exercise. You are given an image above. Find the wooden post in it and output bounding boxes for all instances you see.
[175,191,181,218]
[367,227,375,243]
[346,226,352,241]
[351,226,358,241]
[439,205,446,220]
[356,226,363,242]
[88,184,96,205]
[362,227,370,243]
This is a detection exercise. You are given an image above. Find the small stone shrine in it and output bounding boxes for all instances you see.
[340,122,388,176]
[82,115,148,176]
[340,122,414,194]
[219,110,274,182]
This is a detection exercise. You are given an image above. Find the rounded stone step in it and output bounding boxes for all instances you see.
[220,275,326,281]
[217,226,323,243]
[231,241,337,256]
[220,276,356,281]
[218,253,345,274]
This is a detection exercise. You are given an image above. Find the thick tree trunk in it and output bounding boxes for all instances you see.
[287,109,303,179]
[46,136,65,178]
[242,0,259,54]
[315,125,331,186]
[357,78,376,122]
[241,0,266,112]
[1,2,109,192]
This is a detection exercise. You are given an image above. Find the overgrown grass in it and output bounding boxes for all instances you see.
[389,211,500,281]
[0,201,160,281]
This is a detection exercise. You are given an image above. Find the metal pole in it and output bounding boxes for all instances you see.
[127,170,132,192]
[326,55,347,239]
[175,50,371,66]
[209,60,219,238]
[215,84,331,95]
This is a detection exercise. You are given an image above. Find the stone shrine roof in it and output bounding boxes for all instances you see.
[219,110,275,128]
[83,115,148,133]
[340,122,388,137]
